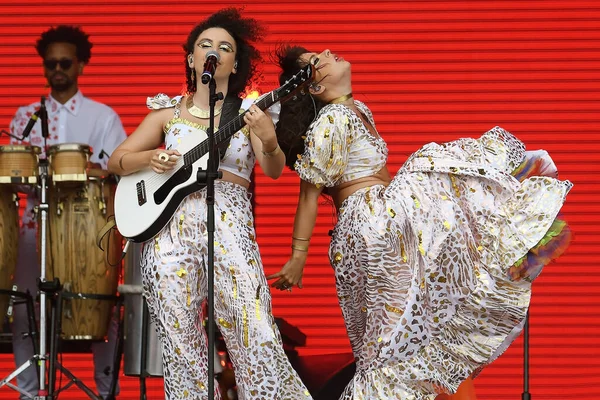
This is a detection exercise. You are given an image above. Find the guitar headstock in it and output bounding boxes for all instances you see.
[275,64,315,103]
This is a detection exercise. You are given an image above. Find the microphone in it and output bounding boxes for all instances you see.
[201,50,220,85]
[39,96,49,139]
[21,110,40,139]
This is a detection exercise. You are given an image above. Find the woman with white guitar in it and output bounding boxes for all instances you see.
[107,9,312,399]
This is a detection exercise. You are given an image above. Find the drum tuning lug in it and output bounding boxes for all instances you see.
[99,199,107,215]
[63,282,73,319]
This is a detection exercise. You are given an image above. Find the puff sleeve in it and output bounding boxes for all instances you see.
[293,105,353,188]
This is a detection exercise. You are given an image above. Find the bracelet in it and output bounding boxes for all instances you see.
[118,153,128,170]
[292,236,310,241]
[291,244,308,252]
[261,144,281,158]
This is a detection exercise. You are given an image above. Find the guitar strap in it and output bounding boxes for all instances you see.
[217,95,243,160]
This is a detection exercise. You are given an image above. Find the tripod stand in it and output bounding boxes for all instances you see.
[0,157,52,399]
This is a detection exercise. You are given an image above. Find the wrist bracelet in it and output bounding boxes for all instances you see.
[292,236,310,241]
[291,244,308,252]
[262,144,281,157]
[118,153,128,170]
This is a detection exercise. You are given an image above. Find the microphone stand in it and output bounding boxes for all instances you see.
[196,77,223,399]
[37,95,51,399]
[522,312,531,400]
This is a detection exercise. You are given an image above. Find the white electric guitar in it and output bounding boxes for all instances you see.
[114,64,314,242]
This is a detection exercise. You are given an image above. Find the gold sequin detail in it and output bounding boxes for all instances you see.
[219,242,227,255]
[218,318,232,329]
[418,231,425,256]
[387,207,396,218]
[176,267,187,277]
[243,305,249,347]
[333,252,343,264]
[178,213,184,236]
[327,115,334,124]
[385,304,403,314]
[449,174,461,197]
[154,238,160,252]
[221,211,227,222]
[230,266,238,299]
[255,286,261,321]
[186,283,191,307]
[411,194,421,209]
[443,220,451,230]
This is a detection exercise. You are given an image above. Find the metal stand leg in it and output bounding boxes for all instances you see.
[105,297,124,400]
[0,288,45,399]
[522,312,531,400]
[138,299,150,400]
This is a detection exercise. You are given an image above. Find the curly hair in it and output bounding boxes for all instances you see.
[35,25,92,63]
[275,44,326,170]
[183,8,264,97]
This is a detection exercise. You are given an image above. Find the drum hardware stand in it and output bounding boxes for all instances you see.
[522,312,531,400]
[0,288,39,397]
[47,289,120,400]
[0,157,52,399]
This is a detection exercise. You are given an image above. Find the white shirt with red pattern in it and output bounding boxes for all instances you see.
[9,90,127,234]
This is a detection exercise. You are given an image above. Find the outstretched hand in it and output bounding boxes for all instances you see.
[266,257,306,292]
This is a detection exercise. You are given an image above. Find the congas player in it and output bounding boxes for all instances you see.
[0,145,41,184]
[43,172,121,340]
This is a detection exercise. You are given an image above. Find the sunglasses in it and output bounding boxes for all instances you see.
[43,59,74,70]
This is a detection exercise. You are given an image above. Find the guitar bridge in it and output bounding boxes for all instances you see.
[136,180,147,206]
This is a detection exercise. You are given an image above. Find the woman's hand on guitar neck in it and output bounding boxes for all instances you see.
[243,104,276,146]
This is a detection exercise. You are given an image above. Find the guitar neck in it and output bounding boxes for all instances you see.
[183,91,278,166]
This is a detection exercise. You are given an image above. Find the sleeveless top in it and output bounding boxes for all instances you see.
[147,93,255,182]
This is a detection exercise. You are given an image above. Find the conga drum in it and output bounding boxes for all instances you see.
[44,165,121,340]
[0,145,40,318]
[0,188,19,319]
[47,143,91,182]
[0,144,40,184]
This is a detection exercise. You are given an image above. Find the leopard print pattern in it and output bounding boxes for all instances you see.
[141,181,312,399]
[328,130,571,399]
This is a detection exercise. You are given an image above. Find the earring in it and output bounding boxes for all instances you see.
[191,70,195,83]
[310,84,321,91]
[234,61,238,69]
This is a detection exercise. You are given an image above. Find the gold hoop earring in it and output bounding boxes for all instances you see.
[191,70,195,83]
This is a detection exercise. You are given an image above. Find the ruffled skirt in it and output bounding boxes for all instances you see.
[330,127,572,399]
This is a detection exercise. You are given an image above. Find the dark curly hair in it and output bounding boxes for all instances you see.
[183,8,264,97]
[35,25,92,63]
[275,44,325,170]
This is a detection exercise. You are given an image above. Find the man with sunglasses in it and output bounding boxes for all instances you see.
[8,25,126,400]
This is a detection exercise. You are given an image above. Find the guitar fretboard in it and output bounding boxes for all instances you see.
[183,91,278,166]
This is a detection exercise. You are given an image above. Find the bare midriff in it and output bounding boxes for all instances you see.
[219,170,250,190]
[330,166,392,209]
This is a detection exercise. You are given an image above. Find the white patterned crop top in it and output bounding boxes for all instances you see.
[294,100,388,188]
[147,93,279,183]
